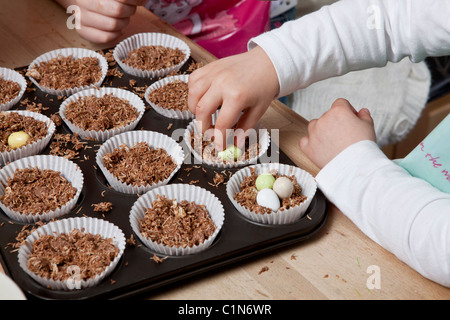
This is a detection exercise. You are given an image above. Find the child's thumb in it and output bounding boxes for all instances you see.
[358,108,373,123]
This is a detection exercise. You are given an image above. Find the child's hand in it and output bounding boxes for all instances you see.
[299,98,376,169]
[188,46,280,151]
[70,0,144,43]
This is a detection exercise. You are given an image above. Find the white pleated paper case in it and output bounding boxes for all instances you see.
[145,74,194,120]
[26,47,108,96]
[59,87,146,142]
[0,67,27,111]
[0,155,84,223]
[184,112,271,168]
[226,163,317,225]
[113,32,191,78]
[0,110,56,165]
[95,130,185,195]
[17,217,126,291]
[129,183,225,256]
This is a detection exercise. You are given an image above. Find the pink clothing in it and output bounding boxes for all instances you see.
[144,0,270,58]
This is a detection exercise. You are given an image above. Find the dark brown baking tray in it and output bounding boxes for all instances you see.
[0,54,327,300]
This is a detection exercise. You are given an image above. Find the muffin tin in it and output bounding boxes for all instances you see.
[0,51,327,300]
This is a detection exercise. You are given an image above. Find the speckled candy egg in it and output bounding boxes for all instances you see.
[273,176,294,199]
[7,131,31,149]
[256,188,280,212]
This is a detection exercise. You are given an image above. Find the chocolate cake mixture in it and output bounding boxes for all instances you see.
[234,168,307,214]
[64,93,139,131]
[139,194,216,248]
[122,45,185,71]
[0,167,77,215]
[0,112,48,152]
[102,141,177,187]
[26,55,102,90]
[0,77,21,105]
[148,80,188,112]
[27,228,119,281]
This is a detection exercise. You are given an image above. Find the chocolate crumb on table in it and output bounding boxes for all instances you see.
[102,141,177,187]
[49,133,86,160]
[258,266,269,275]
[26,55,102,90]
[234,167,307,214]
[0,76,21,105]
[126,234,136,246]
[139,194,216,248]
[91,201,113,213]
[122,45,186,71]
[64,93,139,131]
[0,167,77,215]
[0,112,48,152]
[27,229,119,281]
[151,254,168,264]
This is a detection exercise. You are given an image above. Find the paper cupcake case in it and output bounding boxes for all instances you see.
[17,216,126,291]
[226,163,317,225]
[145,74,194,120]
[0,110,56,165]
[129,183,225,256]
[26,47,108,96]
[184,113,271,169]
[0,154,84,223]
[95,130,184,195]
[113,32,191,78]
[0,67,27,111]
[59,87,146,142]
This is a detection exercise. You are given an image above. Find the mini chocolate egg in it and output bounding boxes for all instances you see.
[218,145,242,161]
[7,131,31,149]
[273,176,294,199]
[256,188,280,211]
[255,173,275,191]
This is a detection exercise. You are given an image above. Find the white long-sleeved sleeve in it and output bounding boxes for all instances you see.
[249,0,450,97]
[316,140,450,287]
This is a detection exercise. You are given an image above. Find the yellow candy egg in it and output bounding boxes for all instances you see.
[8,131,31,149]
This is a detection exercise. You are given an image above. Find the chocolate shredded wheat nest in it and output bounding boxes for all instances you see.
[64,93,139,131]
[190,131,260,163]
[0,76,21,105]
[139,194,216,248]
[0,167,77,215]
[148,80,188,111]
[234,168,307,214]
[122,45,186,71]
[0,112,48,152]
[27,228,119,281]
[26,55,102,90]
[102,141,177,187]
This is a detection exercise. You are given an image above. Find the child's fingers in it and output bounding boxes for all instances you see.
[79,0,137,18]
[357,108,374,123]
[81,11,130,32]
[116,0,146,6]
[234,104,269,148]
[187,69,209,114]
[330,98,358,115]
[298,136,310,153]
[213,101,243,151]
[194,89,223,135]
[76,26,122,43]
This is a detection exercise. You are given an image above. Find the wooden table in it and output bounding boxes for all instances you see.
[0,0,448,300]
